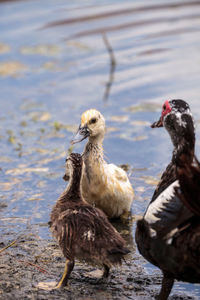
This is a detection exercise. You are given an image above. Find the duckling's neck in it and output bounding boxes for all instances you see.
[88,132,104,145]
[84,140,104,163]
[60,168,82,204]
[82,140,104,184]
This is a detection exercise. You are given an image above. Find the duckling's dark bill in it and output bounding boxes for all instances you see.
[151,117,163,128]
[63,174,70,181]
[71,125,90,144]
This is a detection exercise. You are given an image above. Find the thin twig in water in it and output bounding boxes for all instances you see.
[102,33,116,101]
[103,33,116,66]
[0,240,17,254]
[18,260,50,274]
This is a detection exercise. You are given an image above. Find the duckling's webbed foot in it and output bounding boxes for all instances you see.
[103,264,110,278]
[55,259,74,288]
[156,274,174,300]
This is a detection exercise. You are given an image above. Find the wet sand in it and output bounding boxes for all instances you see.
[0,221,195,300]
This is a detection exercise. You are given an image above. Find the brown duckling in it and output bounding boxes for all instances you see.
[50,153,130,288]
[136,99,200,299]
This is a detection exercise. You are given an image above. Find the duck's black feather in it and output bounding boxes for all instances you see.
[151,162,176,203]
[136,99,200,299]
[177,154,200,216]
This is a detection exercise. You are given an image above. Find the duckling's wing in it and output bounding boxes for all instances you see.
[78,205,124,242]
[74,205,129,261]
[177,155,200,216]
[106,163,129,182]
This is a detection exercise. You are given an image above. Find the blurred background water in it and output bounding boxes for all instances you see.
[0,0,200,297]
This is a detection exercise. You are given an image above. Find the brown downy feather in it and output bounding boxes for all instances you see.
[50,153,129,275]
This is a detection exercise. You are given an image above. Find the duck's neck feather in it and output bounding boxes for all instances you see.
[172,138,195,164]
[167,115,195,163]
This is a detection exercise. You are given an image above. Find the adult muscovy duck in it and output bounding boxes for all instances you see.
[135,99,200,299]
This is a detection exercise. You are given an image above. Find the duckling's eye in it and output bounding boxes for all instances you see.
[90,118,97,124]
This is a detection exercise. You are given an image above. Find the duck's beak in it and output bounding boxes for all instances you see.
[70,125,90,144]
[151,116,163,128]
[63,174,70,181]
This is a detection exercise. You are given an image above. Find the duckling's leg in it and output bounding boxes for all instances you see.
[103,264,110,278]
[156,273,174,300]
[55,259,74,288]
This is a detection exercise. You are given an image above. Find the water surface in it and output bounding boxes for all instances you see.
[1,0,200,297]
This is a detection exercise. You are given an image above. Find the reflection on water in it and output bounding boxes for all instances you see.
[0,0,200,297]
[102,33,116,101]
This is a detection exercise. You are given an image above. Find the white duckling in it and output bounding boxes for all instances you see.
[71,109,134,219]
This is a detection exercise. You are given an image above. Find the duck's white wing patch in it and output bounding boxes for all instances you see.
[144,180,180,223]
[144,180,193,238]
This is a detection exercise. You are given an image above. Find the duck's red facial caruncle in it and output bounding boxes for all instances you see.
[161,100,172,120]
[151,100,172,128]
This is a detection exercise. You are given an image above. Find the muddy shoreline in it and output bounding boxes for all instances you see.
[0,220,195,300]
[1,1,200,298]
